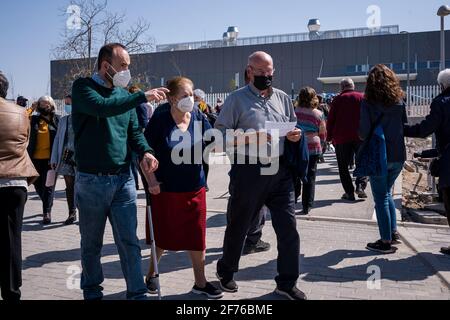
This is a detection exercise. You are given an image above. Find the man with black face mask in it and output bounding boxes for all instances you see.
[215,51,306,300]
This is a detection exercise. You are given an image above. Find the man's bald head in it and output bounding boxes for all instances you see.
[248,51,273,67]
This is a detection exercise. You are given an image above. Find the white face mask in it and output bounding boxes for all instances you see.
[113,70,131,88]
[177,96,195,113]
[108,64,131,88]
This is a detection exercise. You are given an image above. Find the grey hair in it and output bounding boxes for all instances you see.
[340,78,355,91]
[437,69,450,90]
[0,71,9,99]
[194,89,206,100]
[38,95,56,110]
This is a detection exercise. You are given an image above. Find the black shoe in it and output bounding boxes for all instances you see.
[441,247,450,256]
[342,193,356,201]
[64,212,77,225]
[366,240,397,254]
[43,213,52,225]
[192,282,223,299]
[392,232,402,245]
[243,240,271,255]
[356,187,368,199]
[216,273,238,293]
[145,276,159,294]
[301,207,311,216]
[275,286,307,300]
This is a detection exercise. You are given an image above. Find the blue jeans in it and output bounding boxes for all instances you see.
[75,171,147,300]
[369,162,404,242]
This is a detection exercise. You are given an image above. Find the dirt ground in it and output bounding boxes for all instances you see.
[403,137,435,211]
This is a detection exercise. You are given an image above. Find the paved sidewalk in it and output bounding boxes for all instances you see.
[18,153,450,300]
[20,209,450,300]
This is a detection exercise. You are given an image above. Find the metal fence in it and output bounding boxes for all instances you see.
[55,99,67,116]
[156,25,399,53]
[55,92,231,116]
[407,85,440,117]
[204,93,230,108]
[56,85,440,118]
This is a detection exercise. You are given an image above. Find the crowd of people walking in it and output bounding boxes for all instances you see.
[1,42,450,301]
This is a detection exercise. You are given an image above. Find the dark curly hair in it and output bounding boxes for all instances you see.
[297,86,319,109]
[365,64,405,107]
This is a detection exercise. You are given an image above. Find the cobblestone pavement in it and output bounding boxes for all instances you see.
[19,154,450,300]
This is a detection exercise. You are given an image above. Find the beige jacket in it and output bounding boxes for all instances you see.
[0,98,39,184]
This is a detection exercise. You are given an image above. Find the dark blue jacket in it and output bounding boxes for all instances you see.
[360,100,408,163]
[404,88,450,188]
[136,103,149,131]
[284,130,310,182]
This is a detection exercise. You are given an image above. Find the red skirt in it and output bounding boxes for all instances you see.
[146,188,207,251]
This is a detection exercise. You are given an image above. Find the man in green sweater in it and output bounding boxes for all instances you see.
[72,43,169,300]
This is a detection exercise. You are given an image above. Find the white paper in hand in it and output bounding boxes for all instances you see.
[265,121,298,137]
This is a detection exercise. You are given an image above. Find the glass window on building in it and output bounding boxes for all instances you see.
[429,61,440,69]
[346,65,356,73]
[417,61,428,69]
[393,63,404,71]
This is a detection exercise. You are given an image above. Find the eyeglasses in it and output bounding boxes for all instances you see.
[249,66,275,76]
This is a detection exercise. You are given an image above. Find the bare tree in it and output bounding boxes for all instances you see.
[8,73,15,101]
[52,0,155,97]
[169,54,183,77]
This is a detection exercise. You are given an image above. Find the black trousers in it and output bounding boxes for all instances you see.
[0,187,27,301]
[443,187,450,227]
[64,175,76,214]
[218,162,300,290]
[32,159,54,214]
[245,206,267,246]
[335,142,368,196]
[296,155,320,209]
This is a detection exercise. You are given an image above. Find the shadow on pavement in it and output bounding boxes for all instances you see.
[232,249,450,284]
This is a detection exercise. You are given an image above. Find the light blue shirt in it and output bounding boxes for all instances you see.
[215,84,297,159]
[92,73,107,87]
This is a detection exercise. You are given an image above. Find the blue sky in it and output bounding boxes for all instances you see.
[0,0,447,100]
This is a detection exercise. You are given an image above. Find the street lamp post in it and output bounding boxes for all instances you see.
[400,31,411,106]
[437,5,450,71]
[426,5,450,196]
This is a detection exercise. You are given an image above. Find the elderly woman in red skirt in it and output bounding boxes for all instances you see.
[143,77,222,299]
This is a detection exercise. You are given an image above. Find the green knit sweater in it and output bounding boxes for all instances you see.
[72,77,153,174]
